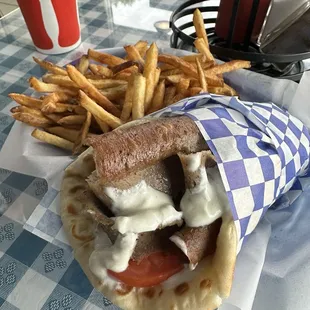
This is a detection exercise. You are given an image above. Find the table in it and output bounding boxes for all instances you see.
[1,2,310,310]
[0,1,178,309]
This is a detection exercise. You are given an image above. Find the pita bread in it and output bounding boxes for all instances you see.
[60,119,238,310]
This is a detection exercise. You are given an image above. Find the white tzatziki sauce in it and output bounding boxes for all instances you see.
[187,152,203,172]
[89,229,120,288]
[104,180,183,233]
[89,228,137,274]
[181,153,230,227]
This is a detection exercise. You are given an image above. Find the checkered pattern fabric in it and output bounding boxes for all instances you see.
[0,214,119,310]
[24,190,73,249]
[0,167,48,225]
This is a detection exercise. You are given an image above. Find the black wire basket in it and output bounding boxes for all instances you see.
[170,0,310,81]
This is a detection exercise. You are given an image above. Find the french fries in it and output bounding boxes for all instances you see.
[176,78,190,95]
[154,67,161,86]
[9,10,248,153]
[101,84,127,101]
[124,41,148,60]
[84,74,107,80]
[158,54,197,78]
[172,93,186,104]
[58,115,86,126]
[204,60,251,75]
[43,73,127,90]
[166,74,186,85]
[10,105,44,117]
[159,63,175,71]
[132,74,146,120]
[12,112,53,128]
[111,61,141,75]
[124,45,145,65]
[9,94,42,110]
[29,77,77,95]
[93,115,110,133]
[51,103,85,114]
[88,49,125,66]
[208,86,233,96]
[121,74,135,122]
[143,43,158,111]
[189,87,203,96]
[77,55,89,74]
[190,79,201,88]
[41,92,73,114]
[46,127,79,142]
[196,58,208,92]
[158,54,222,87]
[194,38,214,64]
[202,61,214,70]
[160,69,182,77]
[133,40,148,58]
[181,54,205,62]
[164,86,176,107]
[32,129,74,151]
[89,79,127,89]
[42,74,78,88]
[148,79,165,114]
[113,71,132,81]
[79,90,122,129]
[33,57,67,76]
[73,111,92,154]
[45,113,64,123]
[89,64,113,77]
[193,9,210,50]
[66,64,121,117]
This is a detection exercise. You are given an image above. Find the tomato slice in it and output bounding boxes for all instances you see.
[108,251,185,287]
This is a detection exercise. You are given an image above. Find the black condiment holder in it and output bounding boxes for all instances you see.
[170,0,310,81]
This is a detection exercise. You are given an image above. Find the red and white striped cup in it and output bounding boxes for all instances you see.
[17,0,81,54]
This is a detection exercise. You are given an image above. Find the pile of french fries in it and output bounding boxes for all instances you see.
[9,9,251,154]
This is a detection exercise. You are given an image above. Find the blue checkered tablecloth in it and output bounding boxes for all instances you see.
[0,215,118,309]
[0,1,178,309]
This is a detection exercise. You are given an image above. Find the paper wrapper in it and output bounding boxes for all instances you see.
[1,47,310,309]
[150,93,310,252]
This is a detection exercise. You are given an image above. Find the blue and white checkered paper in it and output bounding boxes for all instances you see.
[151,93,310,250]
